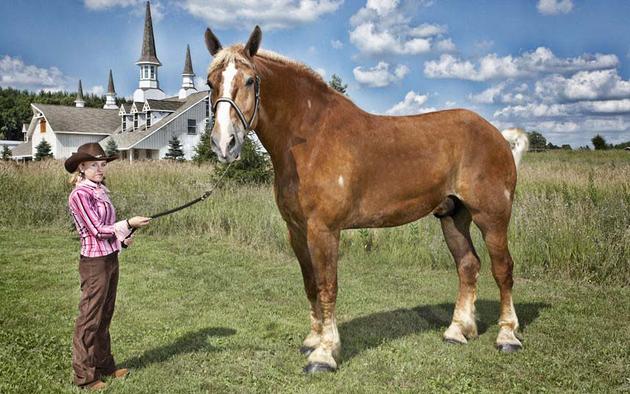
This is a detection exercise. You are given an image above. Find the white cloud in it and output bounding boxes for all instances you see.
[424,47,618,81]
[314,67,326,78]
[435,38,456,52]
[537,0,573,15]
[494,99,630,119]
[90,85,104,96]
[180,0,343,30]
[194,76,210,91]
[469,81,530,104]
[386,91,436,115]
[331,39,344,49]
[534,69,630,102]
[0,55,70,91]
[349,1,453,55]
[84,0,141,9]
[445,100,456,107]
[353,62,409,87]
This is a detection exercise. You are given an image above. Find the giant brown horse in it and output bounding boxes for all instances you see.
[204,26,529,373]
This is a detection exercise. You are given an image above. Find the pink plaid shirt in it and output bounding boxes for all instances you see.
[68,179,131,257]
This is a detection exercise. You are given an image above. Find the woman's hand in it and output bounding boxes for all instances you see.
[128,216,151,228]
[123,235,135,247]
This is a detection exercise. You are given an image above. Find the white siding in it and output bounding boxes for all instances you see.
[135,100,208,160]
[30,117,57,158]
[56,134,108,159]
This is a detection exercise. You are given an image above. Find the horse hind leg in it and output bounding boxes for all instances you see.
[439,200,481,344]
[472,210,522,352]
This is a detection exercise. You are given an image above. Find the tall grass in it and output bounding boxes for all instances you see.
[1,150,628,285]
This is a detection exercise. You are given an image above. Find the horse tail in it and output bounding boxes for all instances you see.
[501,128,529,169]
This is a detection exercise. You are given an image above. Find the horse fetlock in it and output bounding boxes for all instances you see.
[443,323,468,344]
[302,331,321,349]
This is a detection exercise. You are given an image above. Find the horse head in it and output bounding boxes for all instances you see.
[204,26,262,163]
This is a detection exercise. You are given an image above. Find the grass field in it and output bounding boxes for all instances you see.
[0,151,629,392]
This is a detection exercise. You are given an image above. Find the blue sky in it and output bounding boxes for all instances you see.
[1,0,630,147]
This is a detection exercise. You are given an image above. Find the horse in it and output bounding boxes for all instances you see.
[203,26,529,373]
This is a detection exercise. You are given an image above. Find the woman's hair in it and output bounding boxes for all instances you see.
[68,171,85,186]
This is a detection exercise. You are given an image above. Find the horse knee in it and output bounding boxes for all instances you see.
[458,253,480,283]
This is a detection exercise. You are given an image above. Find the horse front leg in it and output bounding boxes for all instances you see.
[303,221,340,373]
[287,224,322,356]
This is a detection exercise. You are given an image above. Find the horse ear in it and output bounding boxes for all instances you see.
[205,28,223,56]
[244,25,262,58]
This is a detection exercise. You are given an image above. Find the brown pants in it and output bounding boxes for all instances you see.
[72,252,119,387]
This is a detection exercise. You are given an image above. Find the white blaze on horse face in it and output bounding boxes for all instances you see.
[216,61,238,156]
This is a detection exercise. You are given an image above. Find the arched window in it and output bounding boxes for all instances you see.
[39,118,46,133]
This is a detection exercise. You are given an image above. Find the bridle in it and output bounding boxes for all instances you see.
[210,75,261,131]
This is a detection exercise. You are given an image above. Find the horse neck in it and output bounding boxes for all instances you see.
[253,56,338,166]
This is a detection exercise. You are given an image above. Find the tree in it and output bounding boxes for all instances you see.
[192,126,218,163]
[105,139,119,157]
[328,74,348,95]
[213,135,272,184]
[1,145,12,160]
[591,134,608,150]
[34,139,52,161]
[561,144,572,150]
[527,131,547,151]
[164,136,185,161]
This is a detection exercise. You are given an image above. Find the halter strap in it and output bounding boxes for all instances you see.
[211,76,261,131]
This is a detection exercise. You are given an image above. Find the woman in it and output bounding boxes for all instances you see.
[65,143,150,390]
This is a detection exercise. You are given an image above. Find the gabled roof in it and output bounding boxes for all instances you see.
[137,1,161,66]
[31,103,120,134]
[145,99,182,112]
[101,91,208,150]
[11,140,32,157]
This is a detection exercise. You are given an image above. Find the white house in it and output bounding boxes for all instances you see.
[12,1,210,162]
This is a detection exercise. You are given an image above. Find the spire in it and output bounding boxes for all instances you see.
[104,70,118,110]
[75,80,85,108]
[179,44,197,99]
[136,1,161,65]
[183,45,194,75]
[107,69,115,94]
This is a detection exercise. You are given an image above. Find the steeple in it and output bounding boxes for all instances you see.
[133,1,165,102]
[178,44,197,99]
[137,1,161,66]
[75,80,85,108]
[104,69,118,110]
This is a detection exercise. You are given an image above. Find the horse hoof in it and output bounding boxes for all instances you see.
[496,343,522,353]
[303,362,337,373]
[443,338,465,345]
[299,346,314,356]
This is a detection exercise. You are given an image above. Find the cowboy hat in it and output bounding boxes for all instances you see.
[64,142,118,173]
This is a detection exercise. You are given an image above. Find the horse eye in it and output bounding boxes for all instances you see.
[246,77,254,86]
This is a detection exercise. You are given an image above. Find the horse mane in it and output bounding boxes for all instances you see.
[208,44,341,97]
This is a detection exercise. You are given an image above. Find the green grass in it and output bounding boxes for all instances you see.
[0,151,629,391]
[0,231,628,392]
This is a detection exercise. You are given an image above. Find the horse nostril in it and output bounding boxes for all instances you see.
[228,135,236,150]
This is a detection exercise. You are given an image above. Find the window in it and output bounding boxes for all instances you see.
[122,118,127,131]
[205,96,210,118]
[133,113,138,130]
[146,150,152,159]
[39,118,46,133]
[146,111,151,128]
[187,119,197,135]
[150,66,155,79]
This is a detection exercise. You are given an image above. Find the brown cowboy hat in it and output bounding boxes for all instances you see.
[64,142,118,173]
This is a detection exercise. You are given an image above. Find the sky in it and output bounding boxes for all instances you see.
[1,0,629,147]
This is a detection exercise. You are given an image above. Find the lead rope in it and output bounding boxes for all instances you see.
[122,161,234,245]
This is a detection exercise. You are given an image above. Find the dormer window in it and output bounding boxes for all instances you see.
[133,113,138,130]
[146,111,152,128]
[122,117,127,131]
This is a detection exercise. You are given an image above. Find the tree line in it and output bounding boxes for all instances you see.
[0,87,129,140]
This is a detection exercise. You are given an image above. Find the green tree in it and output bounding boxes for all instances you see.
[164,136,185,161]
[193,126,218,163]
[34,139,53,161]
[213,136,272,184]
[105,139,119,157]
[328,74,348,95]
[1,145,12,160]
[561,144,572,150]
[591,134,608,150]
[527,131,547,151]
